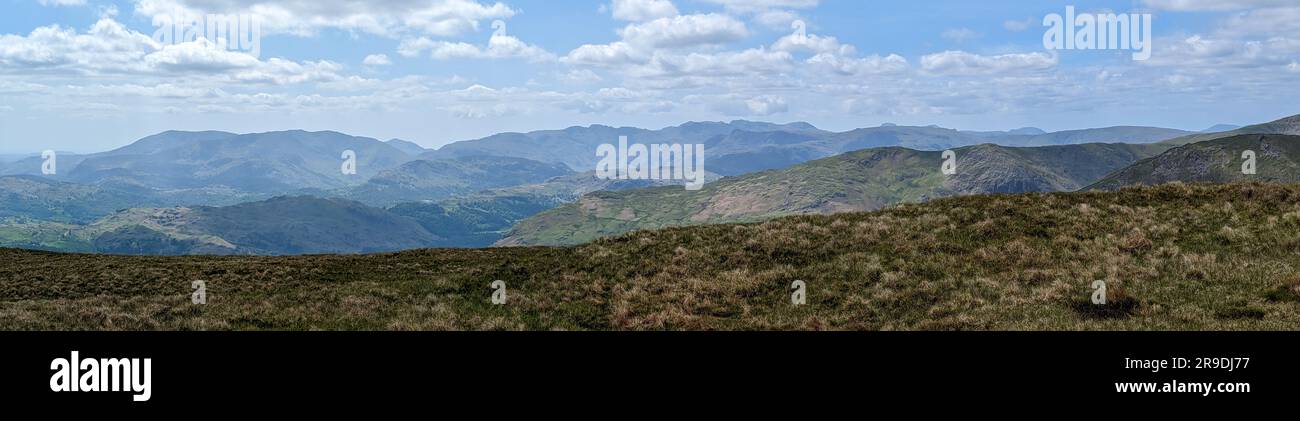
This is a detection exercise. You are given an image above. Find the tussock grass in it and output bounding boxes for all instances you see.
[2,182,1300,331]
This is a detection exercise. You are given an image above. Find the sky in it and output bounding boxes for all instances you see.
[1,0,1298,153]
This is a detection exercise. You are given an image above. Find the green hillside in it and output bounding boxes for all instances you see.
[78,196,443,255]
[3,183,1299,330]
[1089,135,1300,190]
[499,142,1166,246]
[1157,114,1300,146]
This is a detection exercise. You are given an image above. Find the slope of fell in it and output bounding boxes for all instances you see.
[499,142,1164,246]
[3,183,1300,330]
[1089,134,1300,190]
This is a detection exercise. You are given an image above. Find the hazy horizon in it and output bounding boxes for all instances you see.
[0,114,1282,155]
[3,0,1298,152]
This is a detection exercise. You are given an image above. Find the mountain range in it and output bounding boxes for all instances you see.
[3,114,1299,254]
[497,142,1167,246]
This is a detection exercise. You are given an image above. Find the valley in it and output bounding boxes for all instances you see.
[4,182,1299,330]
[3,114,1298,255]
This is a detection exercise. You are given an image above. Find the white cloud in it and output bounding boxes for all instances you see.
[133,0,516,37]
[697,0,816,31]
[745,95,787,115]
[397,37,437,58]
[1145,35,1297,68]
[920,51,1057,76]
[144,38,262,71]
[559,69,603,84]
[686,93,788,116]
[0,18,159,74]
[807,53,908,76]
[0,18,344,85]
[363,54,392,66]
[563,13,749,67]
[229,58,344,85]
[772,33,855,56]
[564,42,641,66]
[610,0,679,22]
[402,34,555,62]
[753,10,800,29]
[619,14,749,49]
[631,48,793,79]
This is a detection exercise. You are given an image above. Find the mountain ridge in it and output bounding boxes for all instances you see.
[497,141,1168,246]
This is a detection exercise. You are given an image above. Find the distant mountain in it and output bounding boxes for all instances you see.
[1159,114,1300,146]
[1202,124,1242,133]
[15,174,708,254]
[0,175,262,223]
[497,142,1166,246]
[994,126,1193,147]
[63,130,415,194]
[1009,127,1047,135]
[0,152,88,177]
[1089,134,1300,190]
[4,116,1296,254]
[424,120,823,171]
[85,196,441,255]
[703,125,1187,176]
[0,176,148,224]
[385,138,429,155]
[340,156,574,206]
[964,127,1046,137]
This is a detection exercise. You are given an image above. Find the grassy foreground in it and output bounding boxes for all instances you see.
[3,182,1300,331]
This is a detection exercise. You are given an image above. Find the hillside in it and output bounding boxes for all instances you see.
[423,121,1190,176]
[384,139,429,155]
[498,142,1165,246]
[386,170,723,247]
[65,130,416,194]
[425,120,823,171]
[3,183,1299,330]
[0,176,158,224]
[340,156,574,206]
[84,196,442,255]
[1089,134,1300,190]
[1158,114,1300,146]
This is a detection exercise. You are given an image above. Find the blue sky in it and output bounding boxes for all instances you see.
[1,0,1298,153]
